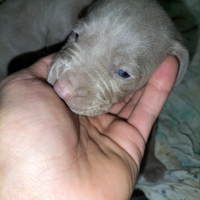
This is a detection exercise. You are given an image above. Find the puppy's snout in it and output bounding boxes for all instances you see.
[53,80,75,100]
[53,77,89,103]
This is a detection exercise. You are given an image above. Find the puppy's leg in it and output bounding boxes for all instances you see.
[140,120,166,183]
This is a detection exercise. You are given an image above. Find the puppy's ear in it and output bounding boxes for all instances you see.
[168,40,189,85]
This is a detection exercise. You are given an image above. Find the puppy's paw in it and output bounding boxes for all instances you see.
[143,157,166,183]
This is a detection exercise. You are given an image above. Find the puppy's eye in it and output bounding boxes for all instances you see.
[70,31,79,42]
[74,32,79,42]
[117,70,131,78]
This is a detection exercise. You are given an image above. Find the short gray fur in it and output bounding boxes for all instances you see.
[48,0,189,116]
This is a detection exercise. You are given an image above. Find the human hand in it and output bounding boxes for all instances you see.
[0,55,178,200]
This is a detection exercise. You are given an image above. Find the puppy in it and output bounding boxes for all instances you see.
[47,0,188,117]
[47,0,189,183]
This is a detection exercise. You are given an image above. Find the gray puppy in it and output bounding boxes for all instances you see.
[47,0,188,116]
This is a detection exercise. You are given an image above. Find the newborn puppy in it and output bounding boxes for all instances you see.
[47,0,188,116]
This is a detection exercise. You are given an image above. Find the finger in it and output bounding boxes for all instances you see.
[109,94,133,114]
[28,53,56,79]
[128,56,179,142]
[118,87,145,119]
[109,101,127,115]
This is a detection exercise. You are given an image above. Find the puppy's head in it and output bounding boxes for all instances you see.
[47,0,188,116]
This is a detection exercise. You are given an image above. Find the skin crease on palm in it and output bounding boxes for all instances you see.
[0,54,178,200]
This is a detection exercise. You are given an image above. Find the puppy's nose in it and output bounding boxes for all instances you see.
[53,80,75,100]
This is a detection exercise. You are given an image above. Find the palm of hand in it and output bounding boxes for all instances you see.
[0,55,178,200]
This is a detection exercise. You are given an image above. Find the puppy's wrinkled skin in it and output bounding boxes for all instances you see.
[48,0,188,116]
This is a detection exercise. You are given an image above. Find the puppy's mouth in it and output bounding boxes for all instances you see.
[53,80,112,116]
[66,100,111,116]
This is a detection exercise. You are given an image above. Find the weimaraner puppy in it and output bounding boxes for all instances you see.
[48,0,188,117]
[47,0,189,183]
